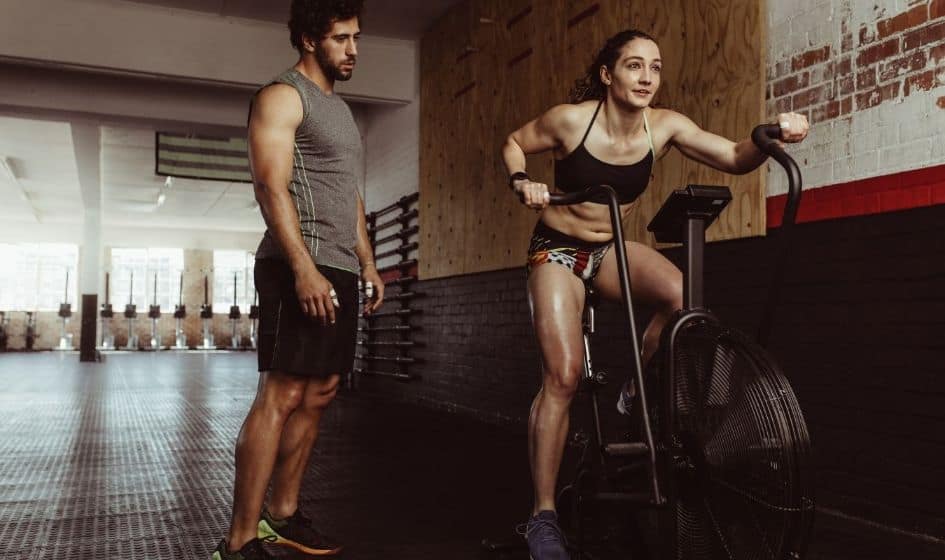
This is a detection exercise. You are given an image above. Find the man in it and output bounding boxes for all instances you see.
[212,1,383,558]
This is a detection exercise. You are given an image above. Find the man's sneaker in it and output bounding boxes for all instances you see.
[616,378,636,416]
[522,510,570,560]
[210,537,276,560]
[257,508,343,556]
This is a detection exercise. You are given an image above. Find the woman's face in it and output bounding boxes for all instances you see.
[602,38,662,109]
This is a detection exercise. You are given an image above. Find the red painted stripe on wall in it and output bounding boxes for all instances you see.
[766,163,945,227]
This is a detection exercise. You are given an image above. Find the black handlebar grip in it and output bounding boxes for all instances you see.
[751,123,784,155]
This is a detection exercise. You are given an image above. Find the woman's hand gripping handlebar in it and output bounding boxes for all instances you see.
[513,181,622,209]
[511,176,551,210]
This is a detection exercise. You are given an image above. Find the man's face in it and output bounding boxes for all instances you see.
[315,17,360,82]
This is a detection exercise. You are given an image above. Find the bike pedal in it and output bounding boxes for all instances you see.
[603,442,648,457]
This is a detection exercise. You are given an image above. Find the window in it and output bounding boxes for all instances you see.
[110,248,184,310]
[0,243,78,311]
[213,250,256,310]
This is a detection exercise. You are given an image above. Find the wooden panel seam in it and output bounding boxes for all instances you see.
[507,48,534,68]
[567,3,600,28]
[507,5,533,29]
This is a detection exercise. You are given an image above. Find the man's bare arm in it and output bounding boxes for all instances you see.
[354,193,373,268]
[249,84,313,274]
[249,84,336,324]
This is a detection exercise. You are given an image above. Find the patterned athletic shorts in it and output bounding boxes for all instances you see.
[526,220,613,281]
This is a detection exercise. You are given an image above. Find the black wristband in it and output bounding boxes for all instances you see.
[508,171,530,189]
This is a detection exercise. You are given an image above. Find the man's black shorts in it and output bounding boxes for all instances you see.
[255,258,359,378]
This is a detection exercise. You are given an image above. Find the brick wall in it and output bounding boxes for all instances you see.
[358,269,540,424]
[766,0,945,196]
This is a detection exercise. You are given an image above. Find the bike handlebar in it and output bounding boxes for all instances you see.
[751,124,803,346]
[751,124,802,229]
[547,185,617,206]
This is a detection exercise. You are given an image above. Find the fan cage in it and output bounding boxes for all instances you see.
[648,318,815,560]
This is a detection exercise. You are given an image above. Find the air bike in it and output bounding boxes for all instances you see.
[485,124,815,559]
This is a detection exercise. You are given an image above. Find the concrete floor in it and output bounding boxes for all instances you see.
[0,352,940,559]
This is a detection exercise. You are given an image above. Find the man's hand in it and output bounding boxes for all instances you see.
[294,264,337,326]
[361,264,384,315]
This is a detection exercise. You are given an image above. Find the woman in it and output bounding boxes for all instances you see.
[501,29,808,560]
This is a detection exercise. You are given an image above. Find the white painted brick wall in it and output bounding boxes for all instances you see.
[766,0,945,196]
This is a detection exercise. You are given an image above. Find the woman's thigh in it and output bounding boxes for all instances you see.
[527,263,587,374]
[592,240,682,307]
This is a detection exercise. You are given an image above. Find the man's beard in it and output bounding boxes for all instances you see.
[315,44,354,82]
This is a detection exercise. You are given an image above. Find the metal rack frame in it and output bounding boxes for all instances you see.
[354,193,422,382]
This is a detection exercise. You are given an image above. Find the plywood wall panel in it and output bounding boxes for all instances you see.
[420,0,765,278]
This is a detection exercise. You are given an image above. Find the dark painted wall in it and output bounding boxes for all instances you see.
[357,203,945,538]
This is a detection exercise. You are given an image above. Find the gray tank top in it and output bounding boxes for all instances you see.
[254,68,363,273]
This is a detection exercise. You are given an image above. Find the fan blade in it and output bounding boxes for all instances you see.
[705,339,738,407]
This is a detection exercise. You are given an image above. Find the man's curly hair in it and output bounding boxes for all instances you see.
[288,0,364,52]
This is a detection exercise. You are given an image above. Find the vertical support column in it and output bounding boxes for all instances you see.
[71,122,103,363]
[79,210,102,361]
[183,249,212,348]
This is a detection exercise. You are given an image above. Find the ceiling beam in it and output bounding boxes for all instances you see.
[0,0,416,104]
[0,61,254,131]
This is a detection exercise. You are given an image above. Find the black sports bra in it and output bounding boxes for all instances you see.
[553,100,655,204]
